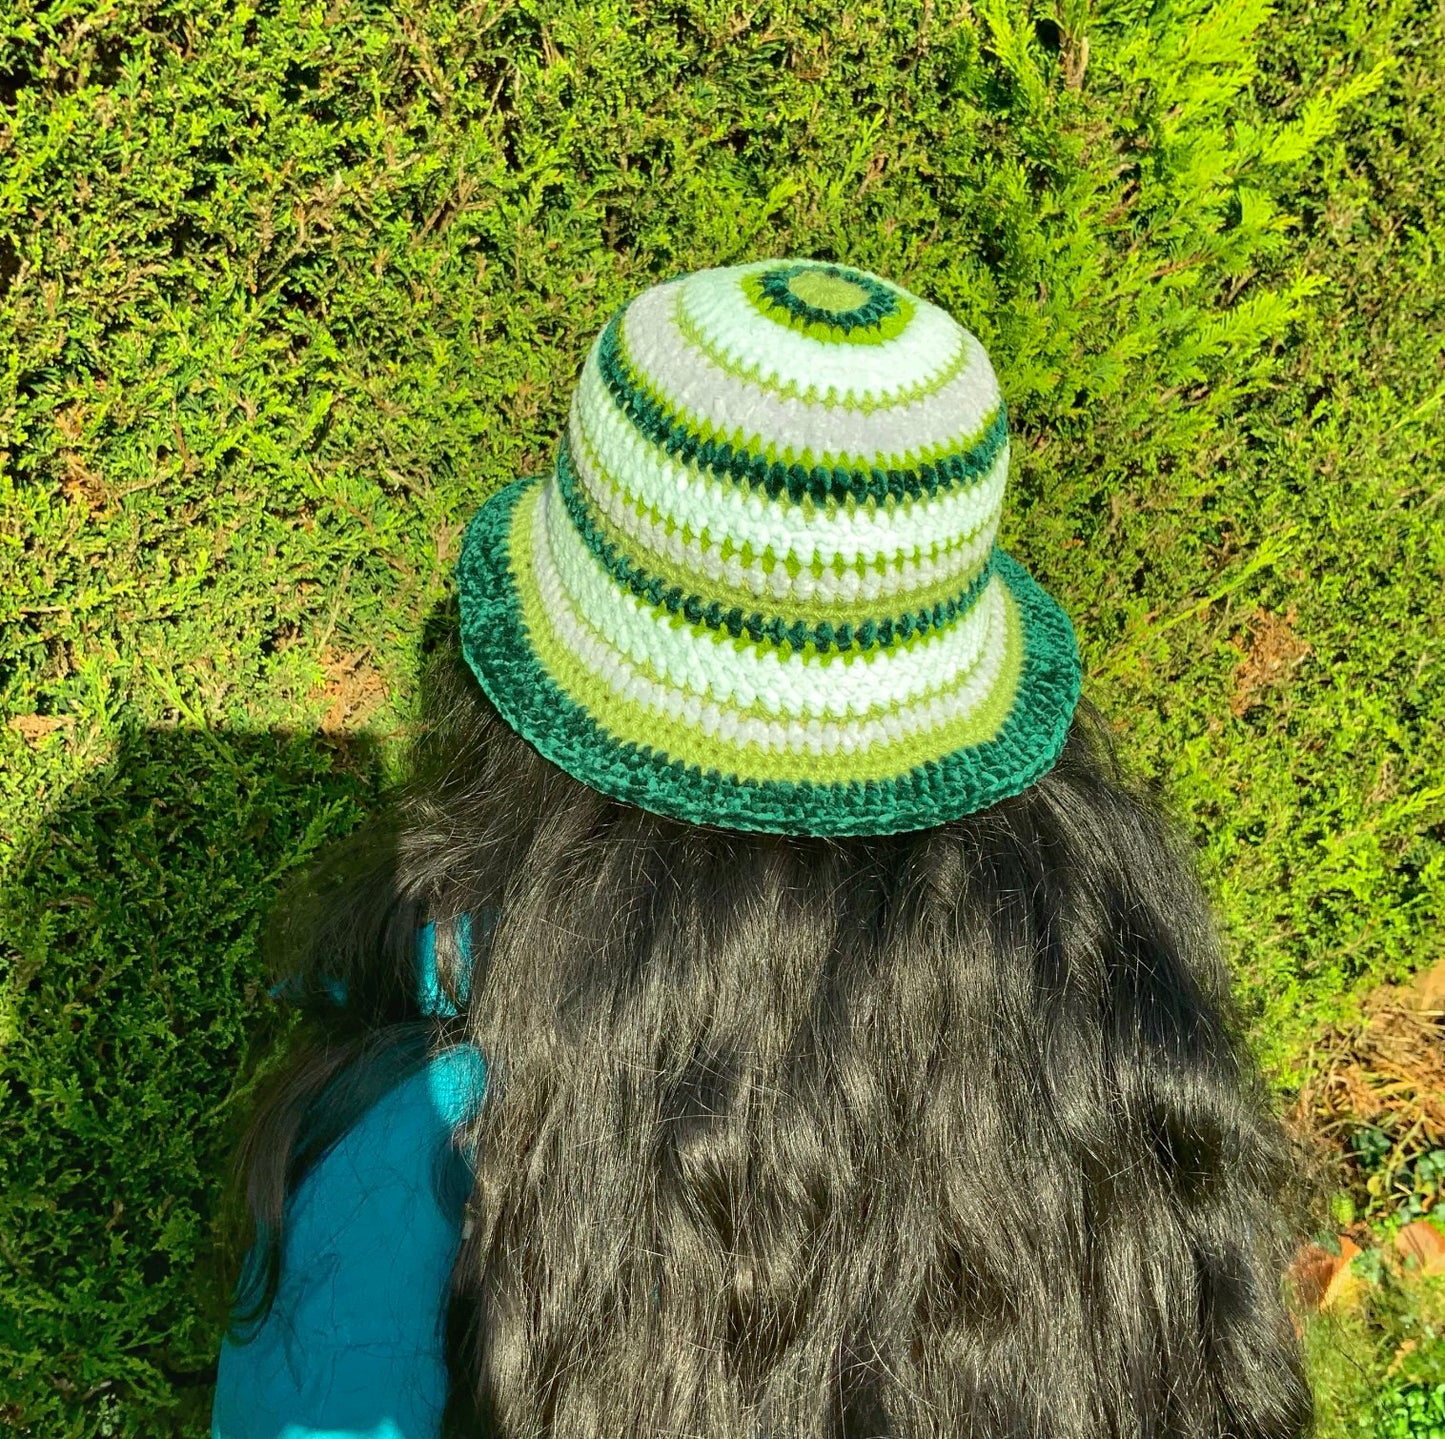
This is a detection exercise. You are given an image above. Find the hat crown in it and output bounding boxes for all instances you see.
[457,258,1081,835]
[555,259,1009,652]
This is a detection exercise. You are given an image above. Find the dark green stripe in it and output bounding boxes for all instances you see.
[756,262,900,333]
[596,306,1008,504]
[554,434,998,655]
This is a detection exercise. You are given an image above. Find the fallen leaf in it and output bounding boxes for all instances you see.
[1322,1236,1364,1308]
[1289,1244,1338,1309]
[1289,1235,1362,1310]
[1394,1221,1445,1277]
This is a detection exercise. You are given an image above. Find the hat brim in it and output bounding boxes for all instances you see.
[456,473,1082,837]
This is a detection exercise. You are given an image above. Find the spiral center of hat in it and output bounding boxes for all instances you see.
[785,269,870,313]
[745,260,905,339]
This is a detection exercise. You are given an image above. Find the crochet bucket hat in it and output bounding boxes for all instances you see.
[455,258,1082,837]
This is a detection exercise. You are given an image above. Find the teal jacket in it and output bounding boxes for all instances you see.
[212,917,486,1439]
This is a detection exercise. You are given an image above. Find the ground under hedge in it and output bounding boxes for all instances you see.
[1,0,1441,1432]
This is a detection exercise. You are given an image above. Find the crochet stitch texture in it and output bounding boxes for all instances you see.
[456,258,1083,836]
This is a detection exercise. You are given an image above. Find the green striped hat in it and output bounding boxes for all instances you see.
[456,258,1082,836]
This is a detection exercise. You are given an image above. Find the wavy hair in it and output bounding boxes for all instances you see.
[228,634,1314,1439]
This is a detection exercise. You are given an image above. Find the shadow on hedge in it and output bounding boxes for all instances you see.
[1,601,464,1431]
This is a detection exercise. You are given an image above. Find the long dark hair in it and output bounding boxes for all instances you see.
[227,632,1314,1439]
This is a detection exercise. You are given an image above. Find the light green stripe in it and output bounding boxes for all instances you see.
[736,268,916,347]
[615,317,1002,473]
[676,286,967,411]
[579,360,1007,525]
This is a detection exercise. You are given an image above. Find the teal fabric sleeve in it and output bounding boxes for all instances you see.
[212,916,486,1439]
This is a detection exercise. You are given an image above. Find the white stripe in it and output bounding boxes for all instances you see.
[677,261,967,404]
[571,412,1000,605]
[572,361,1008,570]
[615,284,1003,467]
[539,477,1005,721]
[531,483,1011,757]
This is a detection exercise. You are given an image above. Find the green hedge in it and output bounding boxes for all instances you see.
[1,0,1440,1431]
[1369,1381,1445,1439]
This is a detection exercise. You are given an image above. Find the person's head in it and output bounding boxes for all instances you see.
[233,260,1314,1439]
